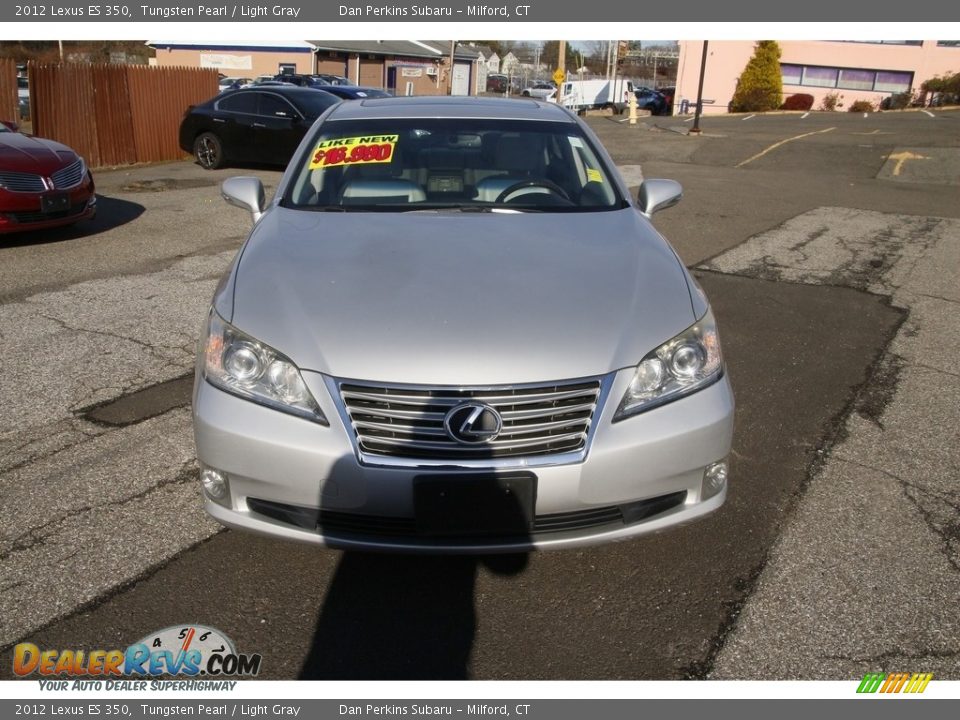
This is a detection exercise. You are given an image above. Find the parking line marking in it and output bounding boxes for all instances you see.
[736,127,836,167]
[922,110,936,118]
[888,150,930,176]
[801,112,810,119]
[742,114,755,120]
[683,117,695,123]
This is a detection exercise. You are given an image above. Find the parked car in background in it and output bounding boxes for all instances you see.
[0,122,96,234]
[17,77,30,120]
[218,77,253,91]
[317,86,392,100]
[195,96,734,552]
[486,73,508,93]
[658,86,676,114]
[273,73,357,89]
[179,86,341,170]
[522,81,558,100]
[634,87,668,115]
[313,73,355,86]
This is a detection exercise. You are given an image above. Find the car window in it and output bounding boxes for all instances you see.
[258,93,299,119]
[290,92,341,119]
[216,93,258,114]
[284,118,623,213]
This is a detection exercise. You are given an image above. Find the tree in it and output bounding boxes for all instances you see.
[729,41,783,112]
[540,41,577,71]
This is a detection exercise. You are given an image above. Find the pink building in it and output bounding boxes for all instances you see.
[676,40,960,113]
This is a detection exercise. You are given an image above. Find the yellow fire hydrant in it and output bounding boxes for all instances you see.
[628,90,638,125]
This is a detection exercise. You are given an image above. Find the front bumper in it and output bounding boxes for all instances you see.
[0,181,96,234]
[193,368,735,553]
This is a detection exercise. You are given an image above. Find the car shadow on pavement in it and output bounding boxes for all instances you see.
[299,455,531,679]
[0,194,144,248]
[299,552,528,679]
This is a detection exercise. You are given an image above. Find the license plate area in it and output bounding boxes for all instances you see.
[414,473,537,537]
[40,191,70,214]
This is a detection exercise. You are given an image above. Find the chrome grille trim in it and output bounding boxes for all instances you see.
[0,171,45,193]
[327,374,614,469]
[51,159,85,189]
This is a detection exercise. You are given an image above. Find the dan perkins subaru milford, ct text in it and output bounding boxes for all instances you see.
[338,5,527,17]
[193,97,734,553]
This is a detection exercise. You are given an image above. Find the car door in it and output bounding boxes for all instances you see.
[252,93,305,164]
[212,92,260,163]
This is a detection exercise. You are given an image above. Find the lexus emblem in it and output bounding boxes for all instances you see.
[443,402,503,445]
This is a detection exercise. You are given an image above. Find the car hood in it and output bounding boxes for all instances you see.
[230,207,696,386]
[0,132,77,175]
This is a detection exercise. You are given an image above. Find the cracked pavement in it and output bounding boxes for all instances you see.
[0,166,265,647]
[0,248,234,644]
[704,207,960,678]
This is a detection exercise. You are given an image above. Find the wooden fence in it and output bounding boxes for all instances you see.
[0,58,18,124]
[29,63,218,168]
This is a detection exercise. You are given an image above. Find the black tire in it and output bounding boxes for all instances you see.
[194,132,225,170]
[522,90,531,97]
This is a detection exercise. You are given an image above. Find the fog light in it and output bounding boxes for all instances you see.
[201,467,229,501]
[702,461,728,500]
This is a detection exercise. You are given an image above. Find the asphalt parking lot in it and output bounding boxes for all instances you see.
[1,108,958,679]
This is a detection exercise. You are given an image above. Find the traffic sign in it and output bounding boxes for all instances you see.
[553,68,566,86]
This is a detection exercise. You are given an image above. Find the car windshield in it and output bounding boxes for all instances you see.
[284,118,624,213]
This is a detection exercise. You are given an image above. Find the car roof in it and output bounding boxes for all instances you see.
[325,96,574,122]
[219,86,328,98]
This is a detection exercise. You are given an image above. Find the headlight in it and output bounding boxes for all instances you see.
[614,308,723,420]
[202,310,327,424]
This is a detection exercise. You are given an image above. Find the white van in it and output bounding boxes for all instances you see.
[561,78,634,114]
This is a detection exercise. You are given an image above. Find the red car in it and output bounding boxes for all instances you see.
[0,122,96,234]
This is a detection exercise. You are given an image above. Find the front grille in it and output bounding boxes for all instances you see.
[339,378,602,461]
[248,497,624,538]
[247,492,688,541]
[0,171,45,193]
[9,202,87,224]
[51,159,85,189]
[0,160,84,194]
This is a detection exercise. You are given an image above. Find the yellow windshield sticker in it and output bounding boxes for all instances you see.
[586,168,603,184]
[308,134,398,169]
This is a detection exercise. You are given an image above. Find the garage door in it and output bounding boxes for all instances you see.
[316,58,347,77]
[451,63,470,96]
[359,58,383,88]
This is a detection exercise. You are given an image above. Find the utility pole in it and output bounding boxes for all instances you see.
[557,40,566,75]
[690,40,708,135]
[447,40,456,95]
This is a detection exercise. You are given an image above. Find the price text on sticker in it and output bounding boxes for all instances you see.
[309,135,398,169]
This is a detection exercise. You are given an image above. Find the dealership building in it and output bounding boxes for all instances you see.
[676,40,960,113]
[147,40,482,96]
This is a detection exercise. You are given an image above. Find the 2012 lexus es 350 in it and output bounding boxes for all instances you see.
[193,96,734,553]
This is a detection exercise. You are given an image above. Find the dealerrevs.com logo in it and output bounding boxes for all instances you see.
[14,625,261,689]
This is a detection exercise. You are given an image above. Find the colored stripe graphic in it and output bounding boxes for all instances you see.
[857,672,933,694]
[857,673,885,693]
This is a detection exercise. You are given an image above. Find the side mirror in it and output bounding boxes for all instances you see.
[638,179,683,217]
[221,176,265,223]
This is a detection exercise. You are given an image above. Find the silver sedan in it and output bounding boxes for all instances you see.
[193,96,734,552]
